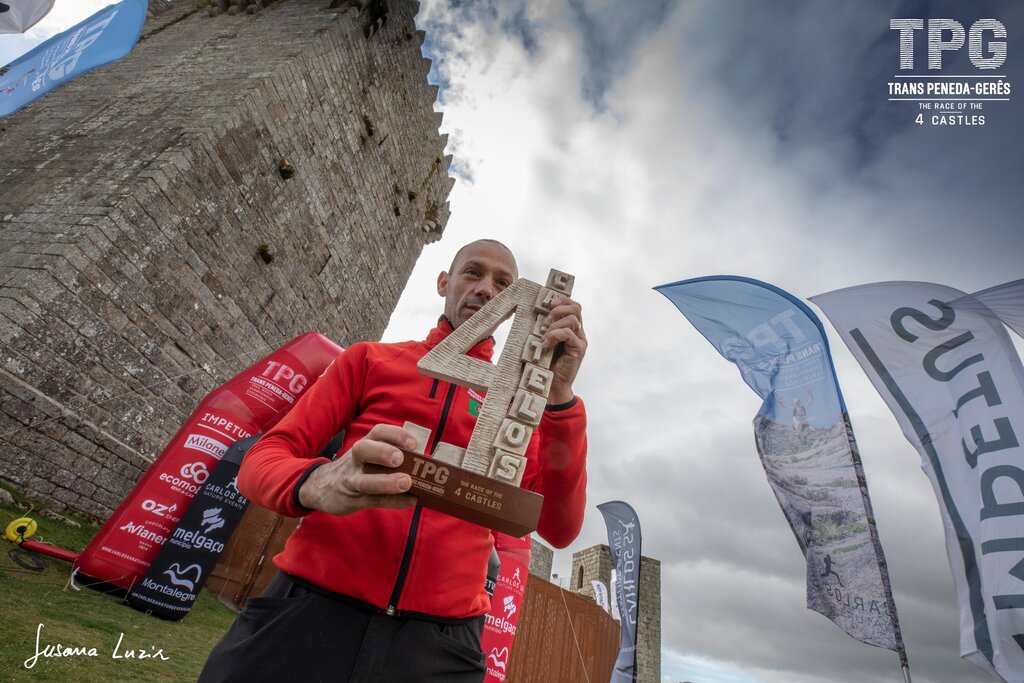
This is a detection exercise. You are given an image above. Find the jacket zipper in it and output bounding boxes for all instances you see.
[385,381,457,616]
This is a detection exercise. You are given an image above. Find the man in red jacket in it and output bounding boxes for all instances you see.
[198,239,588,682]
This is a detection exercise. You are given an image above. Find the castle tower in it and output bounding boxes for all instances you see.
[572,544,662,683]
[0,0,453,519]
[529,536,553,580]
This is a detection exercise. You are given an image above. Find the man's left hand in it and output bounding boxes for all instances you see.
[541,297,586,405]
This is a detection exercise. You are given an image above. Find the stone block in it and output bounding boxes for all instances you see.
[487,449,527,486]
[520,364,554,398]
[520,334,554,369]
[545,269,574,295]
[493,418,533,456]
[508,388,546,427]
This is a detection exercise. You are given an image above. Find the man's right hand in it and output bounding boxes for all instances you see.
[297,424,417,515]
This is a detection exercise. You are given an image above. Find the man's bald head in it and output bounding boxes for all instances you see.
[437,239,519,328]
[447,239,518,279]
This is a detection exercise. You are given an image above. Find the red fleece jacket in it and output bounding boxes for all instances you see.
[238,320,588,619]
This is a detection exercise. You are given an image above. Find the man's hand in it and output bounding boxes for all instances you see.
[298,424,417,515]
[541,297,587,405]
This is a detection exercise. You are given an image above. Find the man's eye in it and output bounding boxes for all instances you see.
[497,280,511,289]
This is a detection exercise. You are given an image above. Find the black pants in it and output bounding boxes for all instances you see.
[197,573,486,683]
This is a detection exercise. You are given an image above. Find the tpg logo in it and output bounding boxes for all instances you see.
[45,10,119,82]
[260,361,308,394]
[890,19,1007,70]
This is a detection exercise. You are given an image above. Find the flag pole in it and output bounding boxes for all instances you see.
[632,557,642,683]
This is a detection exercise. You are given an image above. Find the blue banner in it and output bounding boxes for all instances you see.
[657,276,844,427]
[1,0,147,117]
[598,500,641,683]
[656,276,906,656]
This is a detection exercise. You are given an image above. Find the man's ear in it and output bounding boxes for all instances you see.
[437,271,449,297]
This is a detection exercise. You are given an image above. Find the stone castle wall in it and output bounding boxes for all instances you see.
[529,537,553,580]
[0,0,453,520]
[572,544,663,683]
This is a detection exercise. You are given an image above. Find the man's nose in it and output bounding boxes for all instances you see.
[474,277,498,300]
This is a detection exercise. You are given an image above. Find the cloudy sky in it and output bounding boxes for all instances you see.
[0,0,109,64]
[3,1,1022,682]
[381,1,1024,682]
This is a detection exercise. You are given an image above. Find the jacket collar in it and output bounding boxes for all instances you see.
[426,316,495,361]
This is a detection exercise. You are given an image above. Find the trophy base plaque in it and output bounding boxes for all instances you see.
[365,447,543,538]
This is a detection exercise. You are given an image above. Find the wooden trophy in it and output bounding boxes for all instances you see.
[365,269,575,537]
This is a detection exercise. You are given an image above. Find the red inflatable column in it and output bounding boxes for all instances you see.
[74,332,343,592]
[481,532,531,682]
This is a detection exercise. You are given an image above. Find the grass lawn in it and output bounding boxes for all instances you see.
[0,500,238,682]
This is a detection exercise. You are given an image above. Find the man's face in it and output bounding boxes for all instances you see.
[437,242,518,328]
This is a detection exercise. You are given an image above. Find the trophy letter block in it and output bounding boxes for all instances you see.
[366,269,574,537]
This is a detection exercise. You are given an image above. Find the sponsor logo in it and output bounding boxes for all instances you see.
[117,522,166,545]
[200,507,225,533]
[202,477,247,507]
[610,522,639,626]
[43,8,119,83]
[159,472,199,495]
[199,412,252,440]
[502,594,517,619]
[484,613,517,636]
[184,434,228,460]
[411,459,449,485]
[487,647,508,671]
[180,461,209,484]
[163,563,202,591]
[499,566,524,591]
[259,361,308,395]
[823,583,885,615]
[888,18,1010,127]
[890,19,1006,71]
[171,526,225,554]
[140,577,199,603]
[141,499,178,519]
